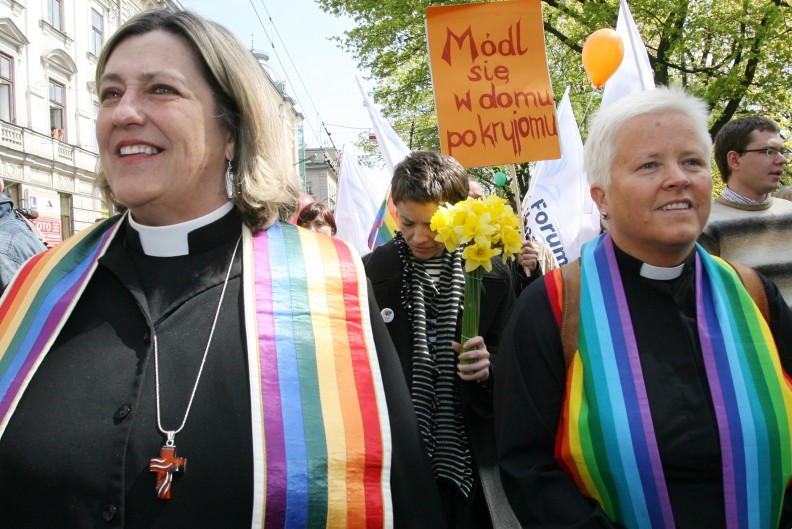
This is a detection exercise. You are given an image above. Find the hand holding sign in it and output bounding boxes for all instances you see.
[582,29,624,88]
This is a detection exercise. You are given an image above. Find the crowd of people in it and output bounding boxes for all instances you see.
[0,8,790,529]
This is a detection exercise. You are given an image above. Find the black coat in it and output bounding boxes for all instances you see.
[363,240,517,527]
[0,218,446,529]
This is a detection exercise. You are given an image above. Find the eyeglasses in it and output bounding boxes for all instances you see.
[740,147,791,159]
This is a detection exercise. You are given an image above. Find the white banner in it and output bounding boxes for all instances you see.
[334,145,389,257]
[522,88,599,264]
[356,76,411,174]
[600,0,655,109]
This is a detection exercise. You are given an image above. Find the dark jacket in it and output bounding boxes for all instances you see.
[363,239,517,527]
[0,218,446,529]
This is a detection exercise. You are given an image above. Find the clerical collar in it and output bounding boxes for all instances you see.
[613,243,690,281]
[639,262,685,280]
[127,202,235,257]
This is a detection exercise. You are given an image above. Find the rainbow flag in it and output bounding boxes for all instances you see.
[551,234,792,529]
[367,190,399,251]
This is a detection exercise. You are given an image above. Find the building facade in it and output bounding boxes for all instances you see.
[303,146,338,211]
[0,0,184,246]
[253,49,303,194]
[0,0,303,246]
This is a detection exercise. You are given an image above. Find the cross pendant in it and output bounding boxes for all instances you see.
[149,444,187,500]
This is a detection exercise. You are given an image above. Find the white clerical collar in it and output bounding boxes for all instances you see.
[129,202,234,257]
[639,262,685,281]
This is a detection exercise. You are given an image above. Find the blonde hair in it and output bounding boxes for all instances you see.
[94,10,299,230]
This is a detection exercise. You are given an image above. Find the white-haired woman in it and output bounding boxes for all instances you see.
[497,87,792,528]
[0,10,444,528]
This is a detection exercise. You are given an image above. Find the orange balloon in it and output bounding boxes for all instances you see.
[582,28,625,88]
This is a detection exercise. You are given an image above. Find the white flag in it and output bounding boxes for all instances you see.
[600,0,655,108]
[334,144,390,256]
[523,88,599,264]
[356,76,411,173]
[356,76,411,250]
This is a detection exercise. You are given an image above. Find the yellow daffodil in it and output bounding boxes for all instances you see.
[433,196,520,265]
[500,227,522,262]
[435,194,520,362]
[462,242,502,272]
[430,207,460,252]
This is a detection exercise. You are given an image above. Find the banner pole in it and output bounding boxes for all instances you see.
[508,164,532,277]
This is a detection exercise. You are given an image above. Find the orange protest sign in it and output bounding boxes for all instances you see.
[426,0,560,168]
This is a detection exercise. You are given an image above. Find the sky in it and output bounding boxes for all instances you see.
[180,0,373,149]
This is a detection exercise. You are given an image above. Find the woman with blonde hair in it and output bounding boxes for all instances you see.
[0,10,444,528]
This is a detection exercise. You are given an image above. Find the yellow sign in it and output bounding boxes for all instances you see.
[426,0,560,168]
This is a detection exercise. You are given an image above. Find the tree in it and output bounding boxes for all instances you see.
[317,0,791,194]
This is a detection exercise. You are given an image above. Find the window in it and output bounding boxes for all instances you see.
[5,182,19,205]
[90,10,103,56]
[48,0,63,31]
[91,101,99,150]
[0,53,13,122]
[49,79,65,138]
[59,192,73,239]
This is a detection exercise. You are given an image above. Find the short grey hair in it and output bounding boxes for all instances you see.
[584,86,712,190]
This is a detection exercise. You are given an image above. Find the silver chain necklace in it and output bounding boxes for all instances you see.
[148,235,241,500]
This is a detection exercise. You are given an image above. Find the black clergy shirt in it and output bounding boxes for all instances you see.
[0,211,446,529]
[0,212,253,529]
[496,246,792,529]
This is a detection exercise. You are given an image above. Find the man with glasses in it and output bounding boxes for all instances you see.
[700,115,792,305]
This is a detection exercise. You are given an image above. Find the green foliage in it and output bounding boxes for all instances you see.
[317,0,792,196]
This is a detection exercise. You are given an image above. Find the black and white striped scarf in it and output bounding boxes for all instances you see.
[394,232,474,496]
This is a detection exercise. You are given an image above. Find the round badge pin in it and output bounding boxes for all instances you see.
[380,308,394,323]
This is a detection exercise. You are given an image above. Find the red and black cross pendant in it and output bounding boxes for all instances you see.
[149,444,187,500]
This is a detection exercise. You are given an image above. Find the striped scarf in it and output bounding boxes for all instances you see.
[394,233,473,496]
[553,234,792,529]
[0,218,394,528]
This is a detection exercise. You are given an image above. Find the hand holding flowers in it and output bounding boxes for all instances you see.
[430,195,521,368]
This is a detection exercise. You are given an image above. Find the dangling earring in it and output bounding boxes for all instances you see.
[225,160,235,199]
[600,211,609,220]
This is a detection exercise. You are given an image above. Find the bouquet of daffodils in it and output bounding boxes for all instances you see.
[430,195,521,361]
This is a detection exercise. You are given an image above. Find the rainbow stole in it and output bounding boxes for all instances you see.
[551,234,792,529]
[244,222,392,528]
[0,217,120,434]
[0,219,393,528]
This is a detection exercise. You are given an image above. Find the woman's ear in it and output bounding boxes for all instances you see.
[590,185,607,212]
[224,134,236,165]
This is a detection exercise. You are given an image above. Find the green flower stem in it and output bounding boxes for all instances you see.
[460,266,482,365]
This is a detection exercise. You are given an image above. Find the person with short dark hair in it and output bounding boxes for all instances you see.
[364,150,518,528]
[0,178,46,293]
[296,201,336,236]
[700,115,792,305]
